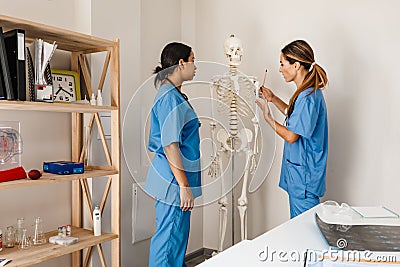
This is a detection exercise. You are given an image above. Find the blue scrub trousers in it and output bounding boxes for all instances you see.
[289,191,320,218]
[149,200,191,267]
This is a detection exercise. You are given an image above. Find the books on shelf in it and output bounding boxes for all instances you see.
[3,29,26,101]
[0,26,13,100]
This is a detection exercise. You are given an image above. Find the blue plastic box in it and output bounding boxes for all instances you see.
[43,161,84,175]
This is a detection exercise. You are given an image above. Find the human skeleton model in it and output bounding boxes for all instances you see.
[208,35,260,252]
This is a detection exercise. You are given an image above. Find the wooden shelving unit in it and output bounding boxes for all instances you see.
[0,14,120,267]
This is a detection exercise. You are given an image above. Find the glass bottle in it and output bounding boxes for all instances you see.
[15,217,24,245]
[33,217,46,245]
[18,228,30,249]
[5,226,15,248]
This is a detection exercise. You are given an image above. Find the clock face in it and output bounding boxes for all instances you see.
[53,74,76,102]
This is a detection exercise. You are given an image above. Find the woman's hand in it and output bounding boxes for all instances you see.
[256,98,273,122]
[180,186,194,211]
[259,86,275,102]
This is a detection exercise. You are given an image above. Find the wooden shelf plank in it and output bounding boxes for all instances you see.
[1,227,118,267]
[0,14,115,52]
[0,169,118,190]
[0,101,117,113]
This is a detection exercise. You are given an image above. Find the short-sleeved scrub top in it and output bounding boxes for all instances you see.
[279,87,328,199]
[145,83,202,206]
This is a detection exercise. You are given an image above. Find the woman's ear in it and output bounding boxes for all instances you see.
[294,61,301,70]
[178,59,185,69]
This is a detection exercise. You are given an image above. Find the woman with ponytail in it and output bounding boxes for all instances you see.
[257,40,329,218]
[145,42,200,266]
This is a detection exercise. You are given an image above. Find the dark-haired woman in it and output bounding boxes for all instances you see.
[257,40,329,218]
[145,42,201,267]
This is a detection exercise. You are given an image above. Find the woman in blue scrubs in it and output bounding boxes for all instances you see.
[145,42,201,267]
[257,40,329,218]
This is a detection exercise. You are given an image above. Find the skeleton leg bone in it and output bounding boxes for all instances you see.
[237,128,253,241]
[217,196,228,252]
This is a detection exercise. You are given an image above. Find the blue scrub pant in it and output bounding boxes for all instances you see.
[289,191,320,218]
[149,200,191,267]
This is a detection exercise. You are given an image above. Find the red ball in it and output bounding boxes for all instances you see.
[28,169,42,180]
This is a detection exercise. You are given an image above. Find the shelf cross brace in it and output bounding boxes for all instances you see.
[80,175,112,267]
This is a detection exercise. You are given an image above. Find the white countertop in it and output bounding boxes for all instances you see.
[198,205,328,266]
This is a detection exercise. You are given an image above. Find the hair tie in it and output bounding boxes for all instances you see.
[155,65,163,73]
[309,62,316,72]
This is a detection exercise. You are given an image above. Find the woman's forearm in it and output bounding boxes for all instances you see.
[265,116,299,144]
[164,142,189,187]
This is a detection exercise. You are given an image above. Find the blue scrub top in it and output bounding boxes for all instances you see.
[279,87,328,198]
[145,83,202,206]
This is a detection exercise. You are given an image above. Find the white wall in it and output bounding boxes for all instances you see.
[194,0,400,250]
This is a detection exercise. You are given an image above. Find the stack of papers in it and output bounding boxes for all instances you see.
[28,39,57,85]
[49,235,78,246]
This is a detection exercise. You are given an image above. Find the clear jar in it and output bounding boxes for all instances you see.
[15,217,24,245]
[33,217,46,245]
[18,228,31,249]
[5,226,15,248]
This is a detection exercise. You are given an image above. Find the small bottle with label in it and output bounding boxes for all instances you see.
[57,226,63,236]
[90,93,96,106]
[61,226,67,238]
[66,224,71,237]
[93,205,101,236]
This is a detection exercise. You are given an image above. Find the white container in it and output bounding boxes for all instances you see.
[90,93,96,106]
[96,90,103,106]
[93,205,101,236]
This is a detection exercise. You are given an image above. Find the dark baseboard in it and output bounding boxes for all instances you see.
[185,247,216,262]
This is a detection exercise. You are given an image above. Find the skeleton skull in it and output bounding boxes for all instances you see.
[224,34,243,66]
